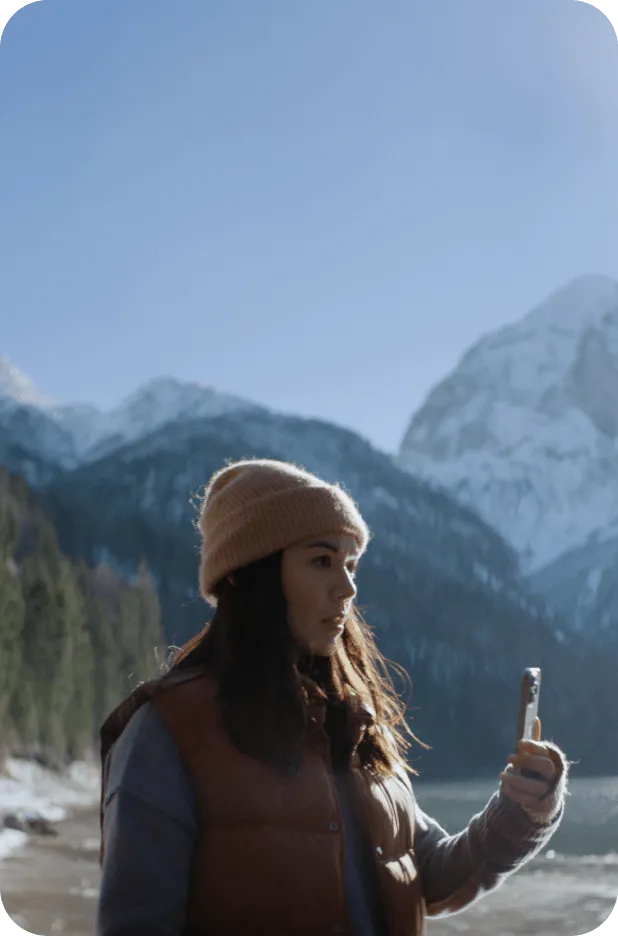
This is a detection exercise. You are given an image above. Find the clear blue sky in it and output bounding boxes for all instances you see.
[1,0,617,453]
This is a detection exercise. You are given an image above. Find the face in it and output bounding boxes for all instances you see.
[281,532,360,657]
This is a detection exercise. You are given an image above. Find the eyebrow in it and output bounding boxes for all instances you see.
[305,541,360,561]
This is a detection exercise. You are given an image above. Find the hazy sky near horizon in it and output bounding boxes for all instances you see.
[1,0,617,453]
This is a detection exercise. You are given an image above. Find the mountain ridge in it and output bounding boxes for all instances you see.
[4,271,618,647]
[0,365,262,469]
[398,274,618,574]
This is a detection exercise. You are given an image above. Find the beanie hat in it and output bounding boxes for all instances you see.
[197,458,371,605]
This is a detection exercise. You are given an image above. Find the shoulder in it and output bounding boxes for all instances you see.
[152,667,220,722]
[158,666,218,701]
[104,701,173,800]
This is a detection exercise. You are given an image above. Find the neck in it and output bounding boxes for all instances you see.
[298,654,331,688]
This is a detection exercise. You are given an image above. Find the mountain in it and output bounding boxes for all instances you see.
[528,521,618,646]
[0,360,260,475]
[398,274,618,578]
[1,349,615,775]
[0,357,55,408]
[397,273,618,644]
[36,407,614,777]
[53,377,263,462]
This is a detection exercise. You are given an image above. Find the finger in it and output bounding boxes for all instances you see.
[500,781,541,809]
[507,754,556,782]
[500,769,549,799]
[533,717,542,741]
[516,738,548,756]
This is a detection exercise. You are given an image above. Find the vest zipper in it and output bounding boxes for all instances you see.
[321,731,351,935]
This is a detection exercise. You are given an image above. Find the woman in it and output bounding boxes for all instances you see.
[97,458,570,936]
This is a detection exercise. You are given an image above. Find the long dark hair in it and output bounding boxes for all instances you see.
[169,551,430,777]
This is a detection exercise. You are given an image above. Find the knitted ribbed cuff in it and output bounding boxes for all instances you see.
[519,741,571,825]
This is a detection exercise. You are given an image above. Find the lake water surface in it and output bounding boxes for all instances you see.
[413,775,618,858]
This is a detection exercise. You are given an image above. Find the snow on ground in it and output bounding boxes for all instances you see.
[0,758,100,861]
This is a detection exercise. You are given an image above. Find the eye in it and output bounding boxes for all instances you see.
[347,564,358,578]
[313,554,332,568]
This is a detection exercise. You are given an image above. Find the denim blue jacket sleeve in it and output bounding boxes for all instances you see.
[95,701,200,936]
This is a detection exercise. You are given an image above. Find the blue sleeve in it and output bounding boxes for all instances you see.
[95,702,200,936]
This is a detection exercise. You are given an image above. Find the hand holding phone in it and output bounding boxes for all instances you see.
[516,667,545,781]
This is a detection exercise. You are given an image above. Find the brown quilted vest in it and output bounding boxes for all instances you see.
[100,668,426,936]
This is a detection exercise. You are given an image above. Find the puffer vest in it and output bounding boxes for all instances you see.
[100,667,426,936]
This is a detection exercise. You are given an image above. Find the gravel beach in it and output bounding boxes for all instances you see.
[1,806,101,936]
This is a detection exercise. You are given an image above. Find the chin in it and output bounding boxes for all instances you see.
[314,638,341,658]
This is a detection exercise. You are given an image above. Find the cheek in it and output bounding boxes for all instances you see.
[283,573,325,645]
[287,586,316,633]
[284,568,322,611]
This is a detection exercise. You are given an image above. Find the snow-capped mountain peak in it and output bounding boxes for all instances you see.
[0,357,55,409]
[521,273,618,332]
[398,274,618,575]
[51,376,262,460]
[0,358,263,467]
[115,376,258,428]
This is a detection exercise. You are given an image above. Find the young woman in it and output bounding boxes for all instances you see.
[97,458,570,936]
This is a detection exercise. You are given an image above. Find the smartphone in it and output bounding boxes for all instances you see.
[516,667,544,780]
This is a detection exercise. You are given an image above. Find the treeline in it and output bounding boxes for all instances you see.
[0,466,165,767]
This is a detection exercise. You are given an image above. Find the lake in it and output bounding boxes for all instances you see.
[413,775,618,858]
[414,775,618,935]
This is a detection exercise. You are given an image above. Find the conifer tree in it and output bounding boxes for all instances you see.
[77,560,124,736]
[134,558,166,682]
[18,522,76,759]
[0,498,25,756]
[64,595,95,760]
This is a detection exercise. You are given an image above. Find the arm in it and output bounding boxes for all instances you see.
[95,704,200,936]
[97,789,197,936]
[414,746,569,919]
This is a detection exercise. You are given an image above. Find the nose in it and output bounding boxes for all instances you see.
[333,568,357,603]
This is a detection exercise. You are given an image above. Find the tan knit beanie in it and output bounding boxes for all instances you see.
[197,458,371,605]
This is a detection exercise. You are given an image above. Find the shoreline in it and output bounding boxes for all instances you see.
[0,804,101,936]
